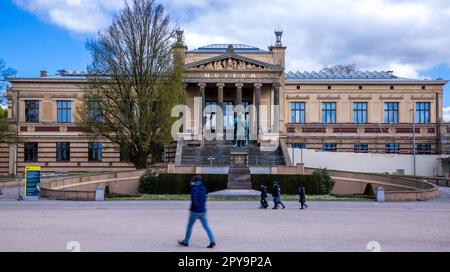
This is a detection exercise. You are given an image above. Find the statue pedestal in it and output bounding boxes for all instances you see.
[228,150,251,189]
[230,150,248,168]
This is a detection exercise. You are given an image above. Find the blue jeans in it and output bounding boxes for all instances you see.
[183,212,215,244]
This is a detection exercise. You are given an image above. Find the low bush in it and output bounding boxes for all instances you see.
[138,172,228,194]
[138,170,335,195]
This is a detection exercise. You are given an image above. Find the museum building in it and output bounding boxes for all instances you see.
[1,30,448,175]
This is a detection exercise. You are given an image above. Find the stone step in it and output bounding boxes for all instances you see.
[227,182,252,190]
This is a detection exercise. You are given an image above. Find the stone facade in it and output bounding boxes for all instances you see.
[1,30,447,176]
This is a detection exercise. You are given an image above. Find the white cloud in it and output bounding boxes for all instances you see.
[444,107,450,122]
[13,0,124,33]
[12,0,450,78]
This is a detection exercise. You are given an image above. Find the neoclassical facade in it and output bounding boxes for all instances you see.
[0,30,447,175]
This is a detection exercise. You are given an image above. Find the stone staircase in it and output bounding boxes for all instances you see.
[180,141,286,166]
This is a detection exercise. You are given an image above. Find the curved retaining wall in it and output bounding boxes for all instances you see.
[304,168,439,201]
[40,170,144,200]
[39,167,440,202]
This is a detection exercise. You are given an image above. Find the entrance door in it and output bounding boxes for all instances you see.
[205,101,216,133]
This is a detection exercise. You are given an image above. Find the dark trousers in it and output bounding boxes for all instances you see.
[273,196,285,209]
[300,200,308,209]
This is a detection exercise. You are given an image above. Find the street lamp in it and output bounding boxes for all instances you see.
[410,106,416,176]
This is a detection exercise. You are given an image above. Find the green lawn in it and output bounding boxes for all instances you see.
[107,194,373,202]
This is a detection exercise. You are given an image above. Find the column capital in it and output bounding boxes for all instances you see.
[254,83,263,89]
[216,82,225,88]
[182,83,188,90]
[235,83,244,88]
[272,82,281,88]
[198,82,206,88]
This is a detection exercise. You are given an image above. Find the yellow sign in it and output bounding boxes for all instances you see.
[24,166,41,197]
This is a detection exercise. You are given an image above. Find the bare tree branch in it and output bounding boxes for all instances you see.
[78,0,184,169]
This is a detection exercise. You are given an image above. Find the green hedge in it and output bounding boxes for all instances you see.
[138,170,334,195]
[138,173,228,194]
[251,174,318,195]
[251,170,335,195]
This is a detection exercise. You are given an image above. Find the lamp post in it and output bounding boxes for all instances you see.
[410,107,416,176]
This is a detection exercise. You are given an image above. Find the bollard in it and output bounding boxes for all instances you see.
[376,187,385,202]
[95,185,105,201]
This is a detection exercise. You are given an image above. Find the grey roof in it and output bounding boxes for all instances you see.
[188,44,269,54]
[285,70,448,84]
[286,70,398,80]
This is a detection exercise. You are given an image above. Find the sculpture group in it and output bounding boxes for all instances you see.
[195,58,270,71]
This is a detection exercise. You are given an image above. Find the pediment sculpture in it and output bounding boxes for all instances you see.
[194,58,271,71]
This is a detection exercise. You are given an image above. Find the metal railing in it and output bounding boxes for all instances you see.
[180,155,286,166]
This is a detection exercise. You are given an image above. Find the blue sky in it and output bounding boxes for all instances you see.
[1,0,449,115]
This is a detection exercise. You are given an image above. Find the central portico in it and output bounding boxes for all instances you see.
[177,39,286,141]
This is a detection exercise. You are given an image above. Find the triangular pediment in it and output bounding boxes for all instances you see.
[185,53,283,72]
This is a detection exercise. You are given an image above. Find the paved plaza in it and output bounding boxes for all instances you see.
[1,193,450,252]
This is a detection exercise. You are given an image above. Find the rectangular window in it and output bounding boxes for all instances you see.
[385,143,400,154]
[416,102,430,124]
[24,142,38,162]
[56,142,70,162]
[57,101,72,123]
[322,102,336,123]
[292,143,306,149]
[88,142,103,161]
[25,100,39,123]
[120,145,131,162]
[291,102,305,123]
[353,102,368,124]
[416,144,431,155]
[89,101,103,123]
[354,143,369,153]
[384,102,399,124]
[323,143,337,152]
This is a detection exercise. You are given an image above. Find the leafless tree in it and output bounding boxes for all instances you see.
[322,64,359,74]
[0,58,17,144]
[78,0,184,169]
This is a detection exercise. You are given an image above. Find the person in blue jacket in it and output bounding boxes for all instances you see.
[272,181,285,209]
[178,175,216,248]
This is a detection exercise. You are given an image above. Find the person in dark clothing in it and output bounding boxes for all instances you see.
[178,175,216,248]
[260,185,268,209]
[272,181,285,209]
[299,184,308,209]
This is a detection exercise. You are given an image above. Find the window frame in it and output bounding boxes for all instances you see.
[322,102,336,124]
[25,100,40,123]
[290,102,306,124]
[353,102,368,124]
[416,143,432,155]
[24,142,38,162]
[384,102,399,124]
[88,142,103,162]
[416,102,430,124]
[57,100,72,123]
[354,143,369,153]
[291,143,306,149]
[88,101,104,123]
[323,143,337,152]
[385,143,400,154]
[56,142,71,162]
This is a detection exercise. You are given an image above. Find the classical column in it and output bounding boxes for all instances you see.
[217,83,224,113]
[198,82,206,110]
[198,83,206,141]
[273,83,280,106]
[235,83,243,107]
[254,83,262,134]
[216,83,225,139]
[273,83,281,133]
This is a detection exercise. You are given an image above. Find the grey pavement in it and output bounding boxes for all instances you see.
[1,197,450,252]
